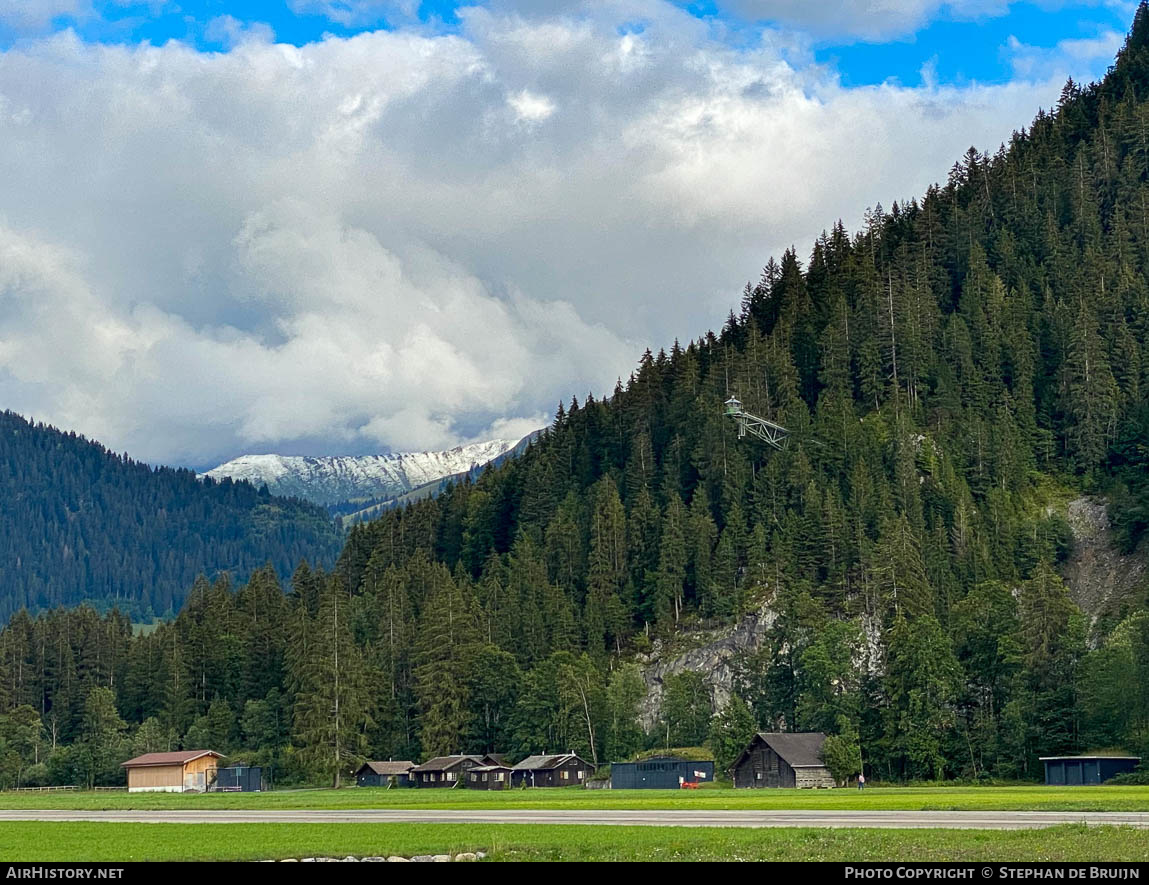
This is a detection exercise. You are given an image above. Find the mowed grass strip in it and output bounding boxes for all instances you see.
[2,785,1149,812]
[0,822,1147,862]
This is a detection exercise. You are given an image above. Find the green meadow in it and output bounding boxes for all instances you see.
[0,822,1146,862]
[1,784,1148,812]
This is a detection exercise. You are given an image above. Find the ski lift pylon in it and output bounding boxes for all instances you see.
[723,394,790,450]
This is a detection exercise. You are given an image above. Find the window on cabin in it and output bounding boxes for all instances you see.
[447,772,456,782]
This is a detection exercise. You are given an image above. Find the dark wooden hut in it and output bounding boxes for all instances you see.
[355,760,415,788]
[731,733,835,789]
[411,754,495,787]
[511,753,594,787]
[465,764,513,790]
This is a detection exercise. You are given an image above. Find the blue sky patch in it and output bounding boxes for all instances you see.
[817,3,1130,87]
[0,2,1135,91]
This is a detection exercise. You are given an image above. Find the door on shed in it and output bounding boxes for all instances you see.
[762,748,783,787]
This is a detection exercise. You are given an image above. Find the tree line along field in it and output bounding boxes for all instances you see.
[0,822,1145,862]
[1,785,1148,812]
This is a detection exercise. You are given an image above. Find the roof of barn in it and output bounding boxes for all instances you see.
[121,750,222,768]
[358,761,416,775]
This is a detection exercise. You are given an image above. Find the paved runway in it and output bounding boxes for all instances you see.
[1,809,1147,830]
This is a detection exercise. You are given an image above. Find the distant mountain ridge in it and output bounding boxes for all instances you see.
[204,436,533,507]
[335,431,542,524]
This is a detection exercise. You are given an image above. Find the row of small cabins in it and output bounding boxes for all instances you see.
[357,753,596,790]
[357,733,839,791]
[122,735,1141,793]
[352,735,1142,791]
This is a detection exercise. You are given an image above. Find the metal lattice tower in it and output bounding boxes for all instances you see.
[724,395,790,451]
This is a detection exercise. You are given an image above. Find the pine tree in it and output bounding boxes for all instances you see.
[654,495,688,629]
[412,564,481,757]
[290,577,373,787]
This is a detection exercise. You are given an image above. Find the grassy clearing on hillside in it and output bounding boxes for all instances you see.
[0,822,1146,862]
[2,785,1148,812]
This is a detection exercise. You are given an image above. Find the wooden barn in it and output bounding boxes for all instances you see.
[511,753,594,787]
[731,733,835,789]
[355,760,415,788]
[121,750,223,793]
[465,764,513,790]
[411,754,495,787]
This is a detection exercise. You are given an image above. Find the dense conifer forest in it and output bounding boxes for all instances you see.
[5,8,1149,790]
[0,411,341,620]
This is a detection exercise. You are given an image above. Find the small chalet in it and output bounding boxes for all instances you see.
[731,733,835,789]
[355,760,416,788]
[465,764,513,790]
[511,753,594,788]
[121,749,223,793]
[411,754,495,787]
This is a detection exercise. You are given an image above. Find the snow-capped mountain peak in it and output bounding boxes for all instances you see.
[203,437,523,507]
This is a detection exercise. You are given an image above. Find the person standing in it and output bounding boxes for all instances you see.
[857,772,865,790]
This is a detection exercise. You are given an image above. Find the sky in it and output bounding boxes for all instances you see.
[0,1,1136,469]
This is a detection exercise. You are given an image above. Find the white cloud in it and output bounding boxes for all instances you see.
[507,88,556,122]
[204,15,276,49]
[713,0,1011,41]
[1004,28,1125,80]
[0,1,91,30]
[286,0,414,28]
[0,1,177,33]
[0,7,1101,467]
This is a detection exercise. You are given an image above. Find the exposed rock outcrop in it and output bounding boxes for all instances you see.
[1062,496,1147,621]
[635,599,778,732]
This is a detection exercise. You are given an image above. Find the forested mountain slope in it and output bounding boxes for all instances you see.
[0,412,341,620]
[4,8,1149,788]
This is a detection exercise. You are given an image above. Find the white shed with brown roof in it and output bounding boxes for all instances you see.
[121,750,223,793]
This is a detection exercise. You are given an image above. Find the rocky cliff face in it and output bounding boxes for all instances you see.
[634,601,778,732]
[634,601,885,731]
[1062,495,1146,623]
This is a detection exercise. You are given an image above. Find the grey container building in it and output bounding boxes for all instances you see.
[211,765,266,792]
[1041,756,1140,785]
[610,757,716,789]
